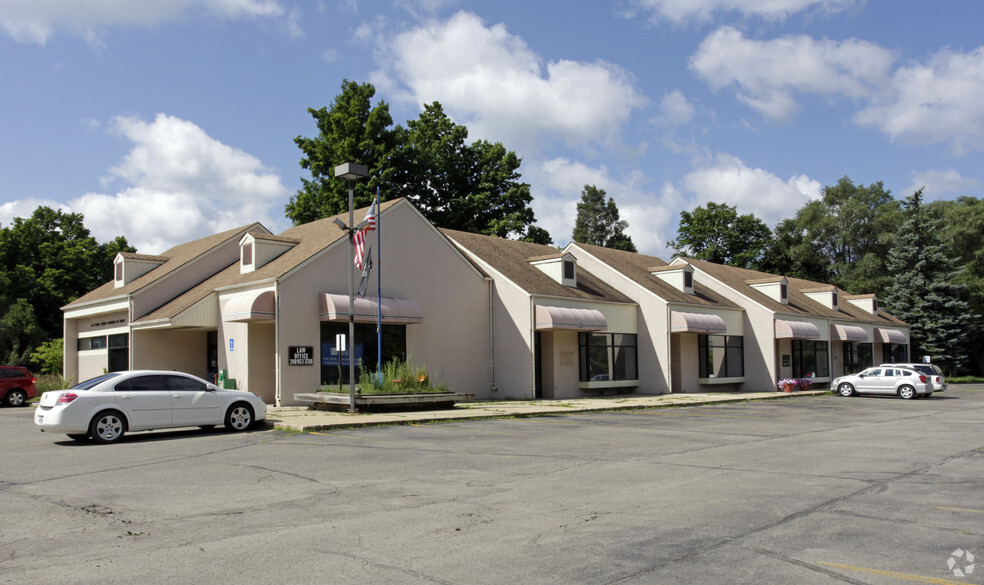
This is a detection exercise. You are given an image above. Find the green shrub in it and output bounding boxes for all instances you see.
[357,359,448,395]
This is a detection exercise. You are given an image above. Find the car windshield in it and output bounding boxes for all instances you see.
[71,373,122,390]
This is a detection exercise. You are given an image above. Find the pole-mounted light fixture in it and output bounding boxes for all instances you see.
[333,162,368,413]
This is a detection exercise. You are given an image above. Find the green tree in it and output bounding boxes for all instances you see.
[288,82,550,243]
[0,299,44,365]
[929,196,984,373]
[390,103,549,242]
[761,177,899,294]
[667,202,770,268]
[0,207,134,369]
[882,190,975,374]
[286,80,396,224]
[29,337,63,375]
[571,185,636,252]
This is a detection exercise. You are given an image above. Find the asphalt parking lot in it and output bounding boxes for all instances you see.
[2,387,983,585]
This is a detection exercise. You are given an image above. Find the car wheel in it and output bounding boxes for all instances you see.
[837,383,856,397]
[66,434,89,441]
[89,411,127,444]
[898,385,916,400]
[225,403,254,432]
[4,389,27,407]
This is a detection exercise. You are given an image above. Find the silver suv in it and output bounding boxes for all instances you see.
[879,363,946,392]
[834,367,933,399]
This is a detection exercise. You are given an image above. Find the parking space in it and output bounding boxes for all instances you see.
[1,388,982,584]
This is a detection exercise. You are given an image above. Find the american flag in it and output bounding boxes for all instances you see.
[353,197,377,269]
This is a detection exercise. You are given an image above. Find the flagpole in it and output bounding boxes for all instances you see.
[375,189,383,386]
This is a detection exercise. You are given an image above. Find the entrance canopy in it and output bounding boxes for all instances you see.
[535,305,607,331]
[775,319,820,339]
[319,293,422,324]
[221,290,275,322]
[875,328,906,344]
[671,311,727,334]
[830,323,869,341]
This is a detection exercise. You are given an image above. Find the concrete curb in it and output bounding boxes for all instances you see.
[267,390,831,432]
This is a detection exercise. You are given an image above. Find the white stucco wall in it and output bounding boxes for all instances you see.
[131,328,207,379]
[275,202,491,405]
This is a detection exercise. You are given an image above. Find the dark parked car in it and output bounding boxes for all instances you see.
[0,366,38,407]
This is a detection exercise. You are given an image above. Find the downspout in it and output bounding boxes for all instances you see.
[529,298,536,399]
[666,304,673,394]
[487,277,496,395]
[274,280,281,406]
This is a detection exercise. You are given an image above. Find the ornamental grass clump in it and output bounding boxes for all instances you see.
[358,359,448,395]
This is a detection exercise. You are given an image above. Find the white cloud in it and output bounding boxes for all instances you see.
[0,198,70,230]
[59,113,289,254]
[690,26,894,121]
[371,11,647,152]
[682,153,821,228]
[905,169,981,200]
[625,0,857,25]
[0,0,284,45]
[654,90,696,126]
[854,47,984,153]
[530,158,683,258]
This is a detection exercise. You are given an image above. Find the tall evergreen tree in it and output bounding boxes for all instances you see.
[882,190,975,374]
[572,185,636,252]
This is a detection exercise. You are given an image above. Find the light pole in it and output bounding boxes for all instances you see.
[332,162,368,413]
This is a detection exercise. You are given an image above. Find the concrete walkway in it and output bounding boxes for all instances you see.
[267,389,830,432]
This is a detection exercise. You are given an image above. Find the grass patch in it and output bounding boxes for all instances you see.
[35,374,73,396]
[948,376,984,384]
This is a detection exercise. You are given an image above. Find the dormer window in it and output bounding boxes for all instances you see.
[651,263,695,294]
[748,276,788,305]
[239,232,298,274]
[113,252,167,288]
[242,242,253,267]
[529,252,577,287]
[845,294,878,316]
[804,286,838,310]
[832,289,838,310]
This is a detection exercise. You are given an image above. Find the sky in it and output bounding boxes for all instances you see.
[2,1,983,258]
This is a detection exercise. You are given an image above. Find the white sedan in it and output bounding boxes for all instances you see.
[35,370,267,444]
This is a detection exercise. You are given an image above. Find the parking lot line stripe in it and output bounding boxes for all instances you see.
[818,562,970,584]
[936,506,984,514]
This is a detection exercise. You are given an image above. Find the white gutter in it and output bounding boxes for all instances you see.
[274,280,282,406]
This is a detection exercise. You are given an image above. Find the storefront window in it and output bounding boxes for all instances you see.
[578,333,637,382]
[320,323,406,385]
[792,340,829,378]
[699,335,744,378]
[882,343,908,363]
[843,342,873,372]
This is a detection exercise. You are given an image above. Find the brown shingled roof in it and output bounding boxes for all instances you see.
[682,257,906,326]
[568,242,740,308]
[442,229,632,304]
[135,199,401,322]
[65,222,269,308]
